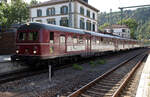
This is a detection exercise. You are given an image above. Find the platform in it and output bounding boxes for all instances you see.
[136,54,150,97]
[0,55,11,63]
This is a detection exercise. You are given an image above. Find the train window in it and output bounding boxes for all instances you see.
[50,32,54,43]
[28,32,33,40]
[86,39,88,44]
[67,36,72,43]
[28,32,38,41]
[103,39,107,44]
[73,37,78,44]
[99,40,101,44]
[88,39,90,44]
[94,39,96,44]
[33,32,38,40]
[109,42,112,45]
[92,38,96,44]
[101,37,103,42]
[96,40,99,44]
[60,35,65,43]
[79,37,83,44]
[18,32,26,41]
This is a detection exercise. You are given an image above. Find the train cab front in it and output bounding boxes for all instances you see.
[11,23,43,65]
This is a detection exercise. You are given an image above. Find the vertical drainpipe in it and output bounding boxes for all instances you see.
[74,0,78,28]
[69,0,72,27]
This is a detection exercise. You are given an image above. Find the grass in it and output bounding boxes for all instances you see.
[96,59,106,65]
[90,59,106,67]
[72,64,83,70]
[90,61,97,67]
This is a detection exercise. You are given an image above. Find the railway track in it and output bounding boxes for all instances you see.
[68,50,148,97]
[118,56,146,97]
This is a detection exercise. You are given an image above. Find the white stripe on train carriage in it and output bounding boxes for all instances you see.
[16,43,50,45]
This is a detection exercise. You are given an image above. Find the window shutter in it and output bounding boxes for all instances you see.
[89,23,91,31]
[46,9,49,16]
[66,20,68,26]
[61,7,63,14]
[80,20,82,29]
[37,10,39,17]
[40,10,42,16]
[83,22,85,29]
[86,22,88,30]
[60,20,61,26]
[66,7,68,14]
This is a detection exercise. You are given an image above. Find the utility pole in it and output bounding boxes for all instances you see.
[69,0,72,27]
[110,9,113,33]
[120,8,123,25]
[110,9,112,25]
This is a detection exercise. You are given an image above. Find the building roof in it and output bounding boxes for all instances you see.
[30,0,99,12]
[104,24,129,29]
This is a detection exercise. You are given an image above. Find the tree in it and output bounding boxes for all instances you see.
[118,18,138,39]
[99,23,110,32]
[0,0,29,32]
[30,0,38,6]
[10,0,29,24]
[0,2,10,32]
[0,3,8,26]
[1,0,29,25]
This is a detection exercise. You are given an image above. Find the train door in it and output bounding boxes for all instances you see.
[123,40,125,49]
[86,37,91,53]
[59,34,66,54]
[49,31,55,55]
[115,39,118,51]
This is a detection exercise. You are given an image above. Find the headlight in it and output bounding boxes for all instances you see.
[33,46,38,54]
[16,50,19,54]
[33,50,37,54]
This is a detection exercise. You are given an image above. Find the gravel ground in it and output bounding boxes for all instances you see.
[0,49,146,97]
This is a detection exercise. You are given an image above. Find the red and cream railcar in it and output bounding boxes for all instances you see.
[11,23,142,65]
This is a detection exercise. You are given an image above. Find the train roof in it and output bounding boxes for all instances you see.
[19,23,85,34]
[19,22,136,41]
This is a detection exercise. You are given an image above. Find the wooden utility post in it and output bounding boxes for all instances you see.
[49,65,52,82]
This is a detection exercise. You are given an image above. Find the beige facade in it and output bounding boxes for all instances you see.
[104,24,131,39]
[30,0,99,32]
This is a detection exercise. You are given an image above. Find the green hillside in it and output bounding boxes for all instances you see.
[98,7,150,40]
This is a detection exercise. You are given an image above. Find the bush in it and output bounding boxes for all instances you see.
[90,61,97,67]
[90,60,106,67]
[72,64,83,70]
[96,59,106,65]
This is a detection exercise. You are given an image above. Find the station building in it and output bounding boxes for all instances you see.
[30,0,99,32]
[103,24,131,39]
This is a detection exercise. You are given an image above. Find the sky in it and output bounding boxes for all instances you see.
[26,0,150,12]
